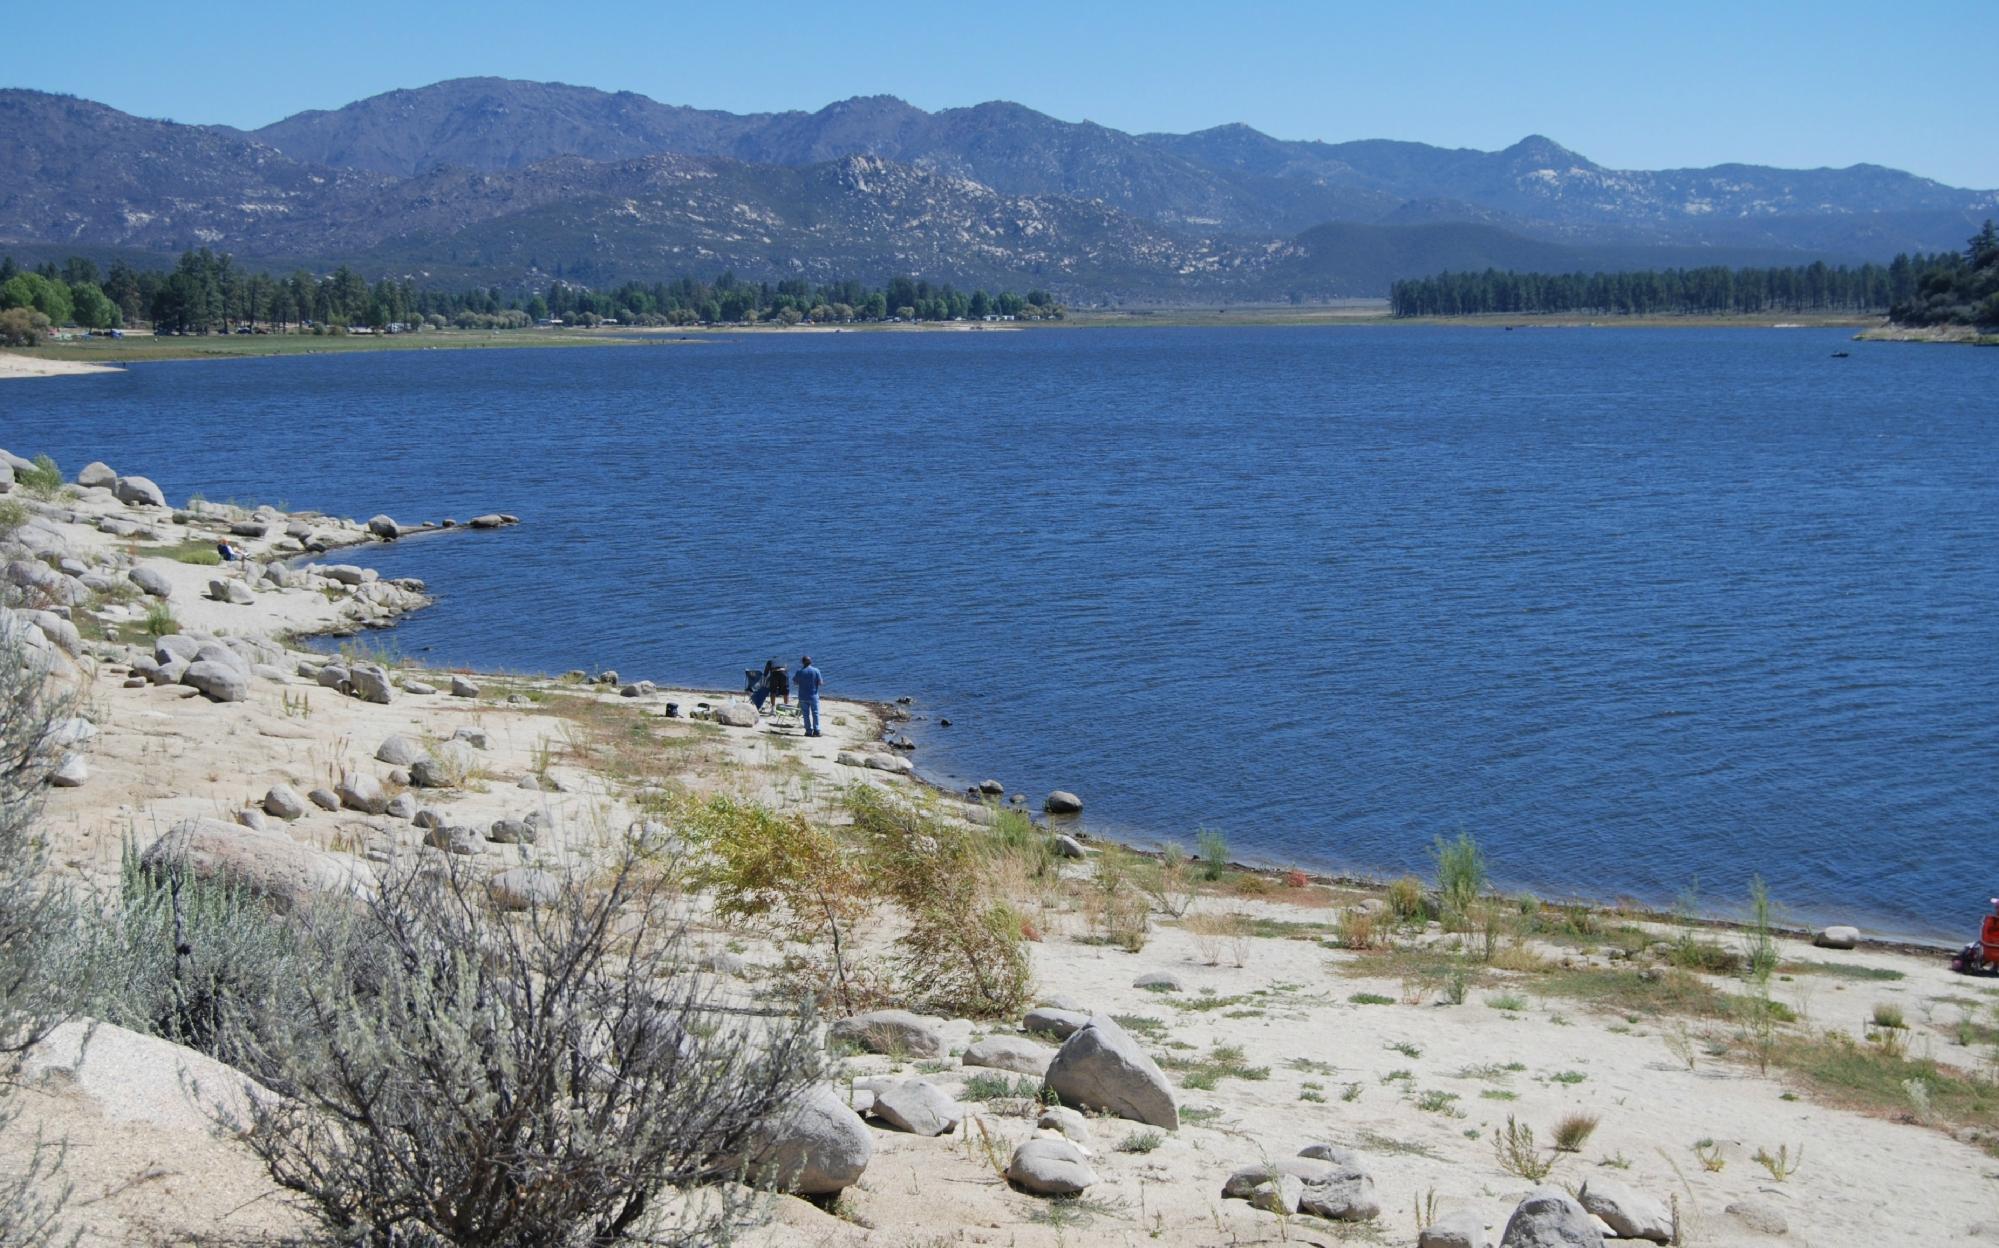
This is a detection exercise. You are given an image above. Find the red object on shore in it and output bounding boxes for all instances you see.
[1949,904,1999,975]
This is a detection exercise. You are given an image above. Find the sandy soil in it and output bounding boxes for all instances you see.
[0,351,124,379]
[5,464,1990,1247]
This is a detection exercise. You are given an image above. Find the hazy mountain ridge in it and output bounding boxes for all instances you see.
[2,79,1991,299]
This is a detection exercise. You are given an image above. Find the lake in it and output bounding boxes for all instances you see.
[5,327,1993,939]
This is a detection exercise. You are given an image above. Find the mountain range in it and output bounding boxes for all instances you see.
[4,77,1993,300]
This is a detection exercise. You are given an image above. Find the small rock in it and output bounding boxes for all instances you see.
[336,772,390,815]
[870,1079,963,1137]
[375,735,425,766]
[451,727,490,749]
[1498,1187,1604,1247]
[385,794,416,821]
[979,779,1005,795]
[487,818,535,845]
[348,664,394,705]
[865,753,914,774]
[1044,790,1083,814]
[1036,1105,1090,1143]
[262,785,306,821]
[451,675,480,698]
[402,680,437,695]
[1420,1210,1492,1248]
[367,514,401,540]
[1051,834,1086,858]
[963,1035,1054,1077]
[48,755,87,787]
[827,1009,946,1059]
[424,825,485,856]
[413,809,443,830]
[713,702,758,728]
[1007,1137,1098,1195]
[182,660,248,703]
[1250,1175,1305,1215]
[114,475,167,507]
[469,513,506,529]
[1298,1142,1358,1165]
[126,572,171,600]
[307,787,340,812]
[1577,1178,1671,1243]
[517,775,541,790]
[75,461,116,488]
[1133,972,1182,992]
[234,808,267,832]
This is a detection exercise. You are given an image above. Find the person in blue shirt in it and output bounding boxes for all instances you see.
[793,655,824,737]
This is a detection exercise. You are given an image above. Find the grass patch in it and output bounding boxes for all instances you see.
[147,537,224,565]
[1534,966,1734,1020]
[1486,992,1528,1011]
[961,1071,1044,1102]
[1116,1129,1165,1154]
[1353,1129,1443,1160]
[1172,993,1255,1013]
[1778,960,1905,982]
[1110,1013,1165,1040]
[1348,992,1396,1006]
[1160,1042,1270,1090]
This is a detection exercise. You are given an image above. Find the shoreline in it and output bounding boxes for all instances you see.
[9,449,1996,1247]
[2,311,1894,380]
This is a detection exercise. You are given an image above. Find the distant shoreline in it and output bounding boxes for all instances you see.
[2,310,1895,378]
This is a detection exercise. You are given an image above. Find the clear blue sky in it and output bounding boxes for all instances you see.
[12,0,1994,187]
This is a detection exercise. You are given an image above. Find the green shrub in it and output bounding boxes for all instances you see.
[1195,828,1229,881]
[1432,831,1486,919]
[19,454,62,499]
[141,601,178,638]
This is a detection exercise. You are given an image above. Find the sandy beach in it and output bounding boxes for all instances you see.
[1,450,1989,1247]
[0,351,124,380]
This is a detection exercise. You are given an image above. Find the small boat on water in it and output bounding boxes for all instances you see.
[1830,350,1850,358]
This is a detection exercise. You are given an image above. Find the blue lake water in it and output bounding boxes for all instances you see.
[5,327,1994,939]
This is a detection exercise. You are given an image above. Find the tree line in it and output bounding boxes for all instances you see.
[1389,256,1942,318]
[1887,221,1999,327]
[0,250,1065,339]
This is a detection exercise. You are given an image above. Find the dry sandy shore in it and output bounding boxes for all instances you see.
[0,350,123,379]
[2,452,1991,1247]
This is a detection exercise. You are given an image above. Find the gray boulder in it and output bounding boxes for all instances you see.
[963,1035,1054,1077]
[154,634,201,663]
[182,659,248,703]
[348,663,394,705]
[451,675,481,698]
[1044,1015,1177,1129]
[1577,1178,1670,1244]
[870,1079,962,1136]
[1044,790,1083,814]
[48,755,87,787]
[316,663,351,691]
[1134,971,1183,992]
[424,825,485,856]
[1224,1157,1378,1220]
[1814,925,1860,950]
[367,514,400,539]
[1024,1006,1091,1039]
[336,772,390,815]
[129,566,172,598]
[713,702,759,728]
[0,461,10,492]
[208,578,255,605]
[375,735,425,766]
[1007,1137,1097,1195]
[262,784,307,821]
[469,513,506,528]
[114,475,167,507]
[1498,1188,1605,1248]
[307,787,340,812]
[385,794,416,821]
[1421,1210,1492,1248]
[411,740,476,788]
[1250,1174,1305,1215]
[486,818,535,845]
[827,1009,945,1059]
[1051,834,1086,858]
[745,1084,873,1195]
[1036,1105,1090,1143]
[75,461,116,489]
[140,818,372,912]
